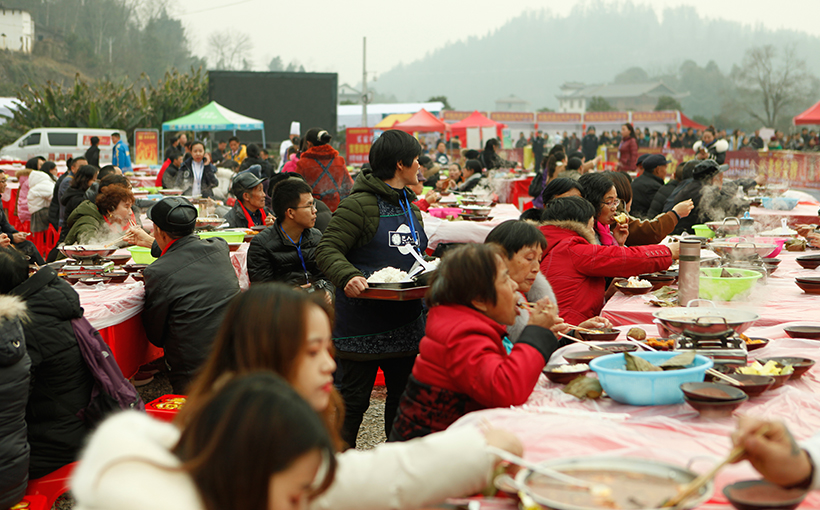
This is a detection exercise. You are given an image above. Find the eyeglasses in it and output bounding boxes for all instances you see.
[601,198,621,208]
[292,203,317,211]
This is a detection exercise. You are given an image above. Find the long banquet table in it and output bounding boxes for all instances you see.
[451,318,820,509]
[424,203,521,250]
[602,250,820,328]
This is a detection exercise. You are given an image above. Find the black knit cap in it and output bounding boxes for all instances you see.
[147,197,197,233]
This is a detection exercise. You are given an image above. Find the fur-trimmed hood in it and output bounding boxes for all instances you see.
[0,295,26,323]
[539,220,598,246]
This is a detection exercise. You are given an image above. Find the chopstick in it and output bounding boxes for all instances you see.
[706,368,742,386]
[556,332,607,351]
[663,426,770,508]
[486,446,606,492]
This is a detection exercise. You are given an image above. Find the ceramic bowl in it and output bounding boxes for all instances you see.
[542,364,590,384]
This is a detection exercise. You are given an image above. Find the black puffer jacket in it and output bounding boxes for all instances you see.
[247,221,326,286]
[630,172,664,219]
[0,295,30,509]
[10,267,94,479]
[60,186,89,224]
[142,235,240,394]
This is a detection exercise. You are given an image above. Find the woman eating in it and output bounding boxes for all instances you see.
[606,171,693,246]
[485,220,610,342]
[390,244,561,441]
[616,123,638,173]
[182,284,522,510]
[316,130,429,448]
[480,138,516,170]
[71,372,338,510]
[457,159,484,192]
[578,172,629,246]
[64,184,134,245]
[539,197,678,325]
[175,140,219,198]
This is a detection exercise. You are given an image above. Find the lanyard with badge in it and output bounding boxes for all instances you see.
[397,189,422,256]
[280,226,309,284]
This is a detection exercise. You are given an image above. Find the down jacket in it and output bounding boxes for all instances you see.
[26,170,56,215]
[64,200,106,246]
[247,221,325,285]
[296,144,353,212]
[142,235,240,394]
[316,169,423,290]
[10,267,94,479]
[71,411,498,510]
[539,220,673,324]
[0,296,31,509]
[390,304,558,441]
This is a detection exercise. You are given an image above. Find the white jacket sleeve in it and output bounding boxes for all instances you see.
[26,172,55,212]
[800,433,820,490]
[310,427,494,510]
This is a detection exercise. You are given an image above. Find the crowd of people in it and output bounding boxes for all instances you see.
[1,120,820,510]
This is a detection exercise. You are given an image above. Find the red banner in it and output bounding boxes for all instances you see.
[536,112,582,123]
[441,111,475,121]
[83,135,112,146]
[345,127,375,166]
[632,111,677,123]
[133,129,159,165]
[490,111,534,123]
[725,150,820,190]
[584,112,629,123]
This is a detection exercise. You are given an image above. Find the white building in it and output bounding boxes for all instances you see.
[338,83,361,104]
[495,95,530,112]
[557,81,686,114]
[0,8,34,53]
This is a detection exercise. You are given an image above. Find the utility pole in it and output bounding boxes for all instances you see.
[108,38,113,64]
[361,37,368,128]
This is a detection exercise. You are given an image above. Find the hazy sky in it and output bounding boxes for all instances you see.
[173,0,820,87]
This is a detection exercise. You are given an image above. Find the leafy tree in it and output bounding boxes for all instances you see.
[655,96,682,111]
[731,44,815,128]
[268,57,284,71]
[427,96,453,110]
[587,97,614,112]
[537,106,554,112]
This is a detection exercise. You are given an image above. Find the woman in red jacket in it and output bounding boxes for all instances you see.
[389,244,561,441]
[296,128,354,212]
[539,197,678,325]
[617,123,638,173]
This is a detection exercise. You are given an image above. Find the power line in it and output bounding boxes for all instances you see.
[176,0,257,17]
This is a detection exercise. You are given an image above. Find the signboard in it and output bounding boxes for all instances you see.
[536,112,582,123]
[583,112,629,123]
[633,111,677,123]
[82,135,112,146]
[134,129,160,165]
[442,110,477,122]
[491,111,534,123]
[345,127,379,166]
[725,150,820,190]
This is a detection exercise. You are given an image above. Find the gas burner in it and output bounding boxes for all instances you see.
[674,327,748,368]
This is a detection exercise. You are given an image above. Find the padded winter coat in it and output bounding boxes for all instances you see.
[0,296,31,509]
[10,267,94,479]
[247,221,325,286]
[296,144,353,212]
[64,200,106,245]
[316,169,423,290]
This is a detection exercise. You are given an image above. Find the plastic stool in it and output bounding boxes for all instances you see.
[25,462,77,510]
[145,395,187,422]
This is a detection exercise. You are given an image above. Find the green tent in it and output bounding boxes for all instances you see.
[161,101,265,156]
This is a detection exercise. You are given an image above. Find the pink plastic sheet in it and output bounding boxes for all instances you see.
[603,251,820,328]
[451,321,820,509]
[424,204,521,250]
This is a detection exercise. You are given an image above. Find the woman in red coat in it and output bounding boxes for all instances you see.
[295,128,354,212]
[617,123,638,173]
[539,197,678,325]
[389,244,561,441]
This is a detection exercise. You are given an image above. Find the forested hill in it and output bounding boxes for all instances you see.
[373,3,820,114]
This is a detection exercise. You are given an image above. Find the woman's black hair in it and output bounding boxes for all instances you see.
[518,208,542,221]
[369,130,421,181]
[246,144,260,159]
[71,165,98,190]
[25,157,41,170]
[0,247,29,294]
[541,177,584,204]
[578,172,615,218]
[98,165,118,181]
[548,144,565,157]
[191,140,206,151]
[483,138,499,153]
[606,170,632,207]
[541,196,596,224]
[485,220,547,258]
[622,123,636,139]
[40,161,57,176]
[304,128,332,150]
[546,152,566,180]
[426,244,504,308]
[99,173,130,192]
[464,159,482,175]
[567,157,583,171]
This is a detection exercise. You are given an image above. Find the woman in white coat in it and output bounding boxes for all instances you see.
[26,167,56,233]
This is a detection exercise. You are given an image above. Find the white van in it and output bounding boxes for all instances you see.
[0,127,127,164]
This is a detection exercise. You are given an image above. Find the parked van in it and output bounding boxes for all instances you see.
[0,128,127,164]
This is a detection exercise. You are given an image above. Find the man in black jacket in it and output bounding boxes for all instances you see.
[237,143,274,180]
[140,197,240,393]
[247,178,330,298]
[223,172,271,229]
[531,131,546,171]
[581,126,599,162]
[631,154,669,218]
[84,136,100,168]
[646,162,685,218]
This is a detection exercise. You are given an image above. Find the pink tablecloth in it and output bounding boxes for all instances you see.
[129,174,158,188]
[424,204,521,250]
[451,321,820,509]
[750,203,819,228]
[603,250,820,328]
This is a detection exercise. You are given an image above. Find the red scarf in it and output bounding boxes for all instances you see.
[238,200,266,227]
[161,237,179,257]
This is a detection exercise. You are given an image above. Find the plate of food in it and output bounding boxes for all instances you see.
[615,276,653,295]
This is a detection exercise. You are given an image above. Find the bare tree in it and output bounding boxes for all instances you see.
[207,31,253,71]
[731,45,814,127]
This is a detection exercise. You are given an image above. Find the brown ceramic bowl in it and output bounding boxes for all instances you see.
[227,242,242,252]
[756,357,815,378]
[244,234,255,243]
[577,329,620,341]
[130,272,145,282]
[744,337,769,351]
[614,282,653,295]
[79,276,112,285]
[684,394,748,418]
[106,253,133,266]
[106,271,129,284]
[122,264,148,273]
[543,364,590,384]
[715,374,775,397]
[795,280,820,294]
[563,350,611,365]
[767,371,792,389]
[680,382,747,402]
[796,254,820,269]
[784,326,820,340]
[595,342,638,353]
[723,480,807,510]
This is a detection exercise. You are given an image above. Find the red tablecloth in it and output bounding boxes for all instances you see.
[2,182,21,229]
[491,175,534,210]
[602,251,820,328]
[98,314,163,378]
[450,321,820,509]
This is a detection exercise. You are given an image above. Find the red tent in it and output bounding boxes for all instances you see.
[447,110,507,140]
[794,100,820,125]
[680,112,706,130]
[392,109,449,133]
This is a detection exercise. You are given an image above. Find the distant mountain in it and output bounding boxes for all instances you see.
[373,2,820,115]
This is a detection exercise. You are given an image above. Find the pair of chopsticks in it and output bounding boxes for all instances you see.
[103,218,140,247]
[663,426,770,508]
